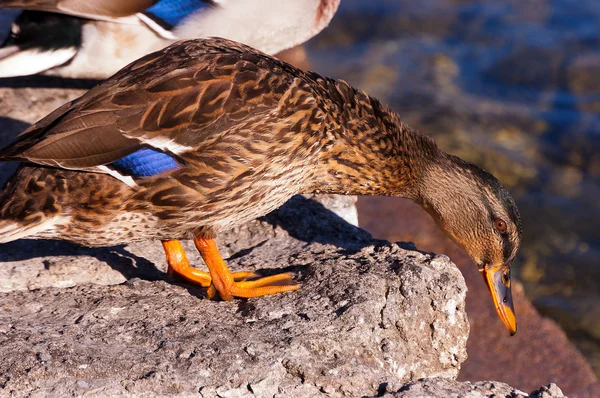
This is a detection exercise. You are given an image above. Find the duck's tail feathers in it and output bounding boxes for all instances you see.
[0,166,66,243]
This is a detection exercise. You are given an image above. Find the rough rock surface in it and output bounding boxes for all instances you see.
[385,378,567,398]
[0,196,469,397]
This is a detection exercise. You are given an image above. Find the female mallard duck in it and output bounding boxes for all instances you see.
[0,0,340,78]
[0,37,521,335]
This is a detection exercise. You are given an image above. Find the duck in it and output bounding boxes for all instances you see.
[0,0,340,78]
[0,37,522,335]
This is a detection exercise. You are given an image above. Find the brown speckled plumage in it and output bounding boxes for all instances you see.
[0,38,522,330]
[0,38,440,244]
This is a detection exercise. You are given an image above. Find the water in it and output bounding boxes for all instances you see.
[305,0,600,374]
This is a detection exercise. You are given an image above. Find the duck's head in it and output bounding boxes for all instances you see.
[417,154,522,335]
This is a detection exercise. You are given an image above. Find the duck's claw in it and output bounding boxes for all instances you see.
[194,237,300,301]
[235,272,296,289]
[168,263,258,288]
[162,238,299,299]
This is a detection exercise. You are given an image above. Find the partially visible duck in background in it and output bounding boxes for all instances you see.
[0,0,340,78]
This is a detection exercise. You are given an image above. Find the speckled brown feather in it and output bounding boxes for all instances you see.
[1,39,312,168]
[0,38,521,277]
[0,38,441,244]
[0,38,344,244]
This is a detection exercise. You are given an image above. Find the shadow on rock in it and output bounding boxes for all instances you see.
[262,195,373,252]
[0,195,374,288]
[0,239,163,281]
[0,117,31,187]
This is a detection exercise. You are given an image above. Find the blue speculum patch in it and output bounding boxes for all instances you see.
[111,148,181,177]
[145,0,209,28]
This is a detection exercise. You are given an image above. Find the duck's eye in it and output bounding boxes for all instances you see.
[495,218,507,232]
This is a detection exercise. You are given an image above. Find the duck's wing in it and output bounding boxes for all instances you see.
[0,38,308,176]
[0,0,156,19]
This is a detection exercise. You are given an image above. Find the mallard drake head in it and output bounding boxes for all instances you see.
[418,154,522,335]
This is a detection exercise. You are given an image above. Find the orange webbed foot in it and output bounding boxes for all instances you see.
[162,240,257,288]
[161,239,300,300]
[194,237,300,301]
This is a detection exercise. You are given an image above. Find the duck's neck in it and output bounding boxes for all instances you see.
[309,79,441,200]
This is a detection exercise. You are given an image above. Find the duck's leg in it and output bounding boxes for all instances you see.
[162,240,255,287]
[194,237,300,300]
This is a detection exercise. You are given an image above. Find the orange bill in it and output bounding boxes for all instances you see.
[480,263,517,335]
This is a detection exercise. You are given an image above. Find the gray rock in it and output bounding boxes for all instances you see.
[0,196,469,397]
[383,378,567,398]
